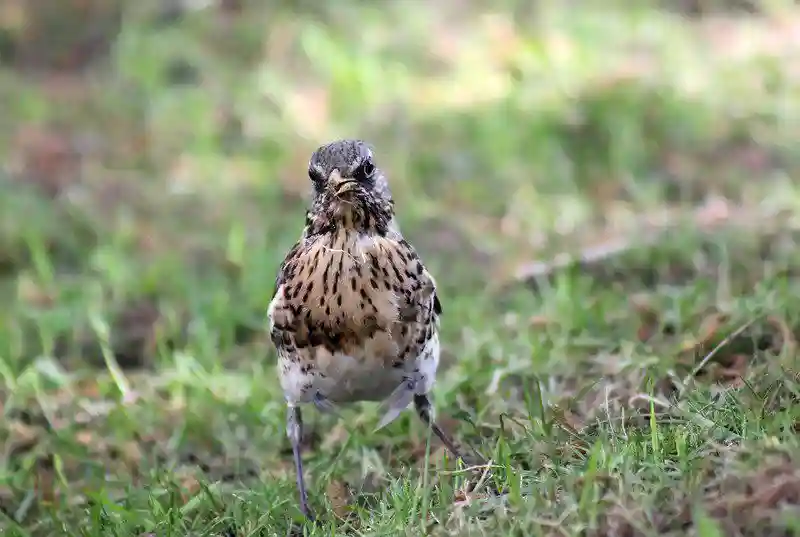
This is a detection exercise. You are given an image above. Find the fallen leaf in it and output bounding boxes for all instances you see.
[182,475,201,497]
[766,315,797,356]
[326,479,352,519]
[551,404,586,435]
[681,312,730,353]
[34,457,56,504]
[713,354,749,387]
[706,456,800,522]
[528,315,552,328]
[121,441,143,466]
[74,430,96,446]
[7,420,42,456]
[9,124,81,198]
[630,295,661,343]
[16,274,57,308]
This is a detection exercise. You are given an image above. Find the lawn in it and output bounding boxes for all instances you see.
[2,1,800,535]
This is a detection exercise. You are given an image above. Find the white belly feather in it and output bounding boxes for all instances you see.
[279,332,440,406]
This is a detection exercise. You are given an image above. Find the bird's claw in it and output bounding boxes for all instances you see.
[374,378,416,431]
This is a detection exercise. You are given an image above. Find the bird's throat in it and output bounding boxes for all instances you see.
[332,199,362,230]
[307,195,394,237]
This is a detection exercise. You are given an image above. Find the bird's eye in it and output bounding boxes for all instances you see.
[308,167,324,185]
[355,159,375,182]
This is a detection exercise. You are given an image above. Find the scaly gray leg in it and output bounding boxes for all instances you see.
[286,405,313,520]
[413,393,482,465]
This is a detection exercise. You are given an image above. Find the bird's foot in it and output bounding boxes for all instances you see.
[374,377,416,431]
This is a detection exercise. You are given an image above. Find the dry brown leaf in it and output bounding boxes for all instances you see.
[713,353,749,387]
[9,420,40,442]
[766,315,797,356]
[9,125,81,198]
[706,457,800,522]
[453,488,493,508]
[406,416,463,465]
[694,196,732,228]
[555,440,591,460]
[17,275,57,308]
[34,459,56,504]
[630,296,661,343]
[528,315,553,328]
[8,420,42,456]
[121,441,143,466]
[179,473,201,502]
[74,430,96,446]
[407,441,449,465]
[326,479,352,519]
[550,404,585,433]
[681,312,730,353]
[74,379,102,398]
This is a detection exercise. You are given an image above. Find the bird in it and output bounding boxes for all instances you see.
[267,139,476,519]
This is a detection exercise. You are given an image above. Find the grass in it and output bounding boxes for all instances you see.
[2,0,800,535]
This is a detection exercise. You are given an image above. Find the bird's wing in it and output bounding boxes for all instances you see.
[391,237,442,322]
[270,241,300,303]
[374,238,442,430]
[270,211,312,303]
[267,236,304,344]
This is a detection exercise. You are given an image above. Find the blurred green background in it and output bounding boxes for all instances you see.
[1,1,800,535]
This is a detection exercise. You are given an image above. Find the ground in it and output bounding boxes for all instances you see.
[1,1,800,536]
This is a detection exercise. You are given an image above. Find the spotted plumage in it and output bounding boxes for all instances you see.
[268,139,468,519]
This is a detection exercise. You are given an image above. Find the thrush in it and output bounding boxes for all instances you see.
[268,139,478,519]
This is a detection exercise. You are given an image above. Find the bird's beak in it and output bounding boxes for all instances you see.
[329,169,359,196]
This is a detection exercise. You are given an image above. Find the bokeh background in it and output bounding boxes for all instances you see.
[2,1,800,535]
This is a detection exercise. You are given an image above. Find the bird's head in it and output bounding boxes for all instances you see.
[305,139,395,235]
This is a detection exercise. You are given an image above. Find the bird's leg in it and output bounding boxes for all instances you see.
[374,377,416,431]
[413,393,483,465]
[286,404,313,520]
[313,391,341,416]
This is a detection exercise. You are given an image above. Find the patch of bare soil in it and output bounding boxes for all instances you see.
[552,306,798,434]
[58,297,168,370]
[593,451,800,537]
[511,198,799,292]
[1,375,273,524]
